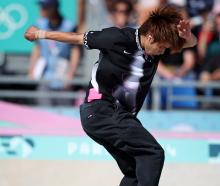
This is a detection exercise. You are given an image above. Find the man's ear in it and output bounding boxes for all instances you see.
[147,34,154,43]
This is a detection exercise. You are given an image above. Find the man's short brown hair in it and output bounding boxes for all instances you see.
[139,6,185,51]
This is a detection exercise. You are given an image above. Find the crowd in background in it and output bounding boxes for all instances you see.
[2,0,220,110]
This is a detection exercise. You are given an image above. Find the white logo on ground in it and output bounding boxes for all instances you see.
[67,142,109,157]
[0,4,28,40]
[9,137,33,158]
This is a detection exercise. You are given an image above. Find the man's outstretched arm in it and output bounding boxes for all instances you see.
[24,26,84,45]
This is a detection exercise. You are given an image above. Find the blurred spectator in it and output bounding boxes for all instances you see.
[157,6,198,109]
[199,4,220,108]
[110,0,136,28]
[194,12,215,61]
[185,1,214,77]
[198,4,220,60]
[158,48,198,109]
[200,54,220,87]
[195,4,218,77]
[186,0,214,18]
[185,0,214,43]
[200,54,220,109]
[28,0,81,106]
[78,0,136,31]
[158,49,196,81]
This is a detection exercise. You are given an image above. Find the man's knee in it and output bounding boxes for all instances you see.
[138,147,164,186]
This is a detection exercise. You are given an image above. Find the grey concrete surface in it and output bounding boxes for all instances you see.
[0,160,219,186]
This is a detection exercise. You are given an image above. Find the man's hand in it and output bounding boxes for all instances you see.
[177,20,197,48]
[24,26,39,41]
[177,20,192,40]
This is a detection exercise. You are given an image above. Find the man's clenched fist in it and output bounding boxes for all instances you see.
[24,26,39,41]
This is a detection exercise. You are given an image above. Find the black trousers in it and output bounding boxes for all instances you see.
[80,99,164,186]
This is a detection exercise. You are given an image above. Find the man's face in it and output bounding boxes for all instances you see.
[112,3,130,28]
[144,37,170,55]
[40,6,55,18]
